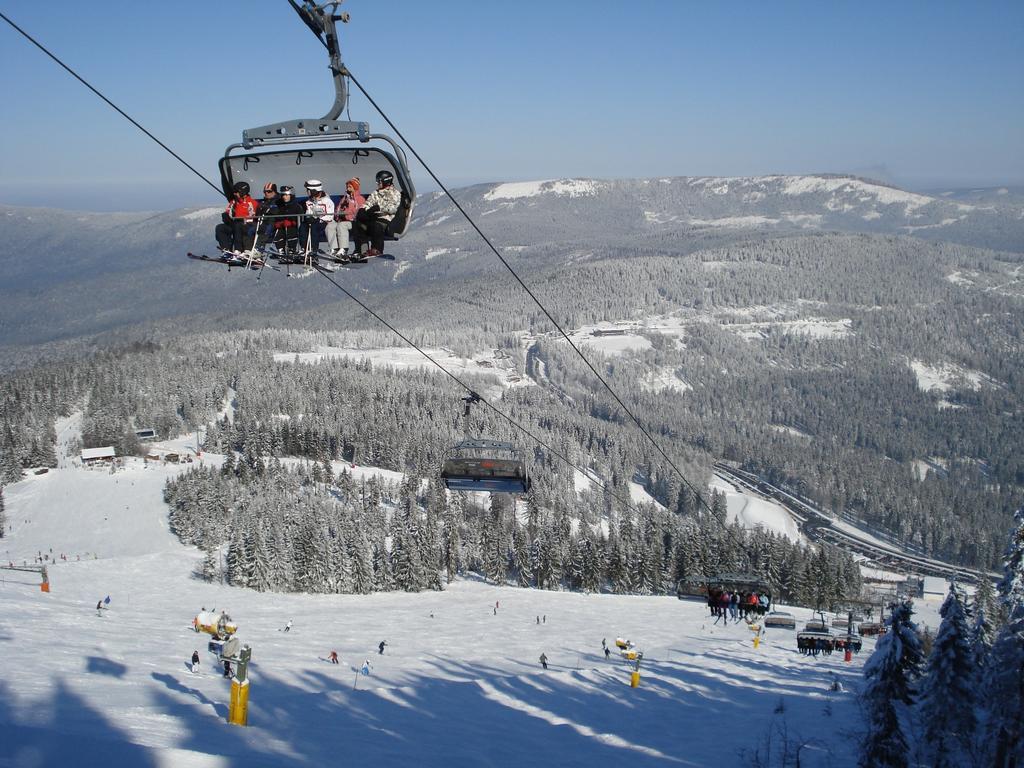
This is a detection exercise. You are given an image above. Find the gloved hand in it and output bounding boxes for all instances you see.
[365,204,380,216]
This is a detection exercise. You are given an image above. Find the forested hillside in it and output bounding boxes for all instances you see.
[1,180,1021,576]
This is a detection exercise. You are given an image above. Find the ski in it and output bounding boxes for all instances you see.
[187,252,266,270]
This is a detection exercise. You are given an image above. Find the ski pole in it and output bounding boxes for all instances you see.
[246,214,264,267]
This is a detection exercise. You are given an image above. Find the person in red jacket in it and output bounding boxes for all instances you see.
[215,181,258,254]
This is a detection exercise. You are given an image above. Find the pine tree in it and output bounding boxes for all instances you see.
[200,547,220,583]
[918,586,976,768]
[859,600,923,768]
[0,450,22,485]
[985,508,1024,768]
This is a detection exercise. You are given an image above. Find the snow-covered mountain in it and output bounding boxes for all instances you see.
[1,173,1021,361]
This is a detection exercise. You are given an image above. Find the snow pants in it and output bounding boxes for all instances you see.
[329,220,352,253]
[352,211,390,254]
[215,220,254,252]
[298,219,328,254]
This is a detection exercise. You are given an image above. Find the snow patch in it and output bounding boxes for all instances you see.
[181,207,222,220]
[909,360,994,393]
[724,318,853,341]
[483,179,604,201]
[689,215,779,228]
[639,368,692,394]
[780,176,934,210]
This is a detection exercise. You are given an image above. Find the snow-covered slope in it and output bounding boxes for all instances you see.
[1,455,871,767]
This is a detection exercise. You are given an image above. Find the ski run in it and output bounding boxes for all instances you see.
[0,448,876,767]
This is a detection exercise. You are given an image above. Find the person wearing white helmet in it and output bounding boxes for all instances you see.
[298,179,336,256]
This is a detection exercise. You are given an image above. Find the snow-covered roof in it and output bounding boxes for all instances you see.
[922,576,946,595]
[81,446,115,460]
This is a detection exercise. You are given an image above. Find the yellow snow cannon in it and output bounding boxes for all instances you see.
[193,611,238,638]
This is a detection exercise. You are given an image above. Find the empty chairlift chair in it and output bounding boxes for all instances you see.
[441,440,531,494]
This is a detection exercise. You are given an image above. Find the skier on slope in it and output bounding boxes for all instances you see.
[191,650,201,673]
[539,653,548,670]
[284,619,293,633]
[328,650,339,664]
[378,640,387,655]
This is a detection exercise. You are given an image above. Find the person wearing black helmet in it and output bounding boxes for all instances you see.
[269,185,304,257]
[215,182,258,254]
[352,169,401,257]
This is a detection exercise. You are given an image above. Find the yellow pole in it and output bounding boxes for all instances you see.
[753,636,760,649]
[228,678,250,726]
[630,671,640,688]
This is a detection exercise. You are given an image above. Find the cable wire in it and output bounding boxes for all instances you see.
[0,11,224,197]
[310,265,648,515]
[3,8,741,558]
[0,7,658,522]
[346,69,724,521]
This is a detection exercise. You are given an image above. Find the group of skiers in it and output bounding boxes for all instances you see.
[708,588,770,622]
[214,170,402,261]
[796,634,861,657]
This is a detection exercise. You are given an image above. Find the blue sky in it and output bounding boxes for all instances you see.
[1,0,1021,211]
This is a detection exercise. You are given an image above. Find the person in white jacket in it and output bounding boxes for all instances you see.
[298,179,336,256]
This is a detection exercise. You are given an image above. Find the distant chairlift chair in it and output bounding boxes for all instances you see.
[440,439,531,494]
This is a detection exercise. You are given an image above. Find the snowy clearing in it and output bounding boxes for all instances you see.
[908,359,994,393]
[561,324,653,357]
[709,474,802,542]
[639,368,692,394]
[723,318,853,342]
[271,346,529,392]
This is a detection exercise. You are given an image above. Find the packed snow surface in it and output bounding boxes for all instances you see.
[0,451,869,766]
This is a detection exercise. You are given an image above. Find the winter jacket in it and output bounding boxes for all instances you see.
[270,198,304,229]
[336,191,365,222]
[362,186,401,221]
[225,195,257,222]
[305,193,335,223]
[257,194,279,218]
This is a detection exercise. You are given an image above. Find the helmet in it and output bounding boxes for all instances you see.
[304,179,323,193]
[280,185,295,195]
[233,181,250,195]
[375,170,394,187]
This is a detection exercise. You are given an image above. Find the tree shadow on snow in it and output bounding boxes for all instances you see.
[0,678,160,768]
[85,655,127,678]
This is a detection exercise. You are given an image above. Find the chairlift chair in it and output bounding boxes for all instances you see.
[219,1,415,240]
[440,439,531,494]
